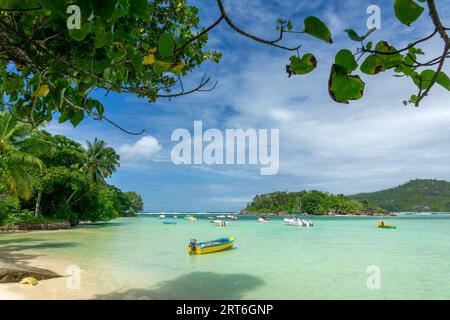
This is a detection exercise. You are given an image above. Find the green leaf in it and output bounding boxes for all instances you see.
[394,0,424,26]
[4,74,23,93]
[92,0,118,21]
[68,22,93,41]
[344,29,361,42]
[335,49,357,73]
[360,55,384,75]
[288,54,317,75]
[158,33,175,58]
[37,0,66,17]
[344,28,376,42]
[152,60,171,75]
[129,0,149,18]
[286,21,293,31]
[360,41,403,75]
[414,70,450,90]
[93,57,112,74]
[70,111,84,127]
[437,72,450,90]
[0,0,40,10]
[94,22,113,48]
[303,16,333,44]
[328,65,365,104]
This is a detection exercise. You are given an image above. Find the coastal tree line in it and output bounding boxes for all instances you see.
[0,112,143,226]
[242,190,387,215]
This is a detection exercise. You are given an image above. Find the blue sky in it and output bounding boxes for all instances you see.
[47,0,450,212]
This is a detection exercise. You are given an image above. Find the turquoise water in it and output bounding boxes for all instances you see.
[1,214,450,299]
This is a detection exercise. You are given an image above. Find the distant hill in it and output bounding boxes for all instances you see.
[352,179,450,212]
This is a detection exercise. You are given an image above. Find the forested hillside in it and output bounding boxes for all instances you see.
[352,179,450,212]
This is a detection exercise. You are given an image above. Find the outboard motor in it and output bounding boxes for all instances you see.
[189,239,197,254]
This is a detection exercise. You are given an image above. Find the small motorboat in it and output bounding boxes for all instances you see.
[163,221,177,225]
[213,220,229,227]
[185,215,198,221]
[159,214,166,219]
[284,217,314,227]
[377,221,397,229]
[227,215,238,220]
[216,215,226,219]
[257,217,271,223]
[187,236,235,255]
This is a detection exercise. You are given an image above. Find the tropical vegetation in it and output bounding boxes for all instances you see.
[0,112,143,226]
[241,190,387,215]
[352,179,450,212]
[0,0,448,134]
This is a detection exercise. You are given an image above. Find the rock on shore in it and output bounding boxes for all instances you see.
[0,262,61,284]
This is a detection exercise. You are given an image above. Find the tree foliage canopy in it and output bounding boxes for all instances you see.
[0,0,448,133]
[0,112,144,225]
[242,190,386,215]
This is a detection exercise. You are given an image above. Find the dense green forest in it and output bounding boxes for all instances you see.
[241,190,387,215]
[0,112,143,226]
[352,179,450,212]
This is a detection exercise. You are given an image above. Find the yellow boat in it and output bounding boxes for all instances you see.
[185,215,198,221]
[377,221,397,229]
[187,236,235,255]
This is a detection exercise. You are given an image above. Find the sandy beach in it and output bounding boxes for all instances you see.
[0,253,97,300]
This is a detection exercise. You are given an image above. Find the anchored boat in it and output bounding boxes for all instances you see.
[377,221,397,229]
[284,217,314,227]
[187,236,235,255]
[213,220,229,227]
[257,217,271,223]
[163,221,177,225]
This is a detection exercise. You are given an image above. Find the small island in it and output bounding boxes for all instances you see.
[240,190,388,216]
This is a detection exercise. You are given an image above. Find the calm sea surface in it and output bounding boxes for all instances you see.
[1,214,450,299]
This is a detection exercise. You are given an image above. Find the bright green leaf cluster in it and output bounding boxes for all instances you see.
[0,0,220,127]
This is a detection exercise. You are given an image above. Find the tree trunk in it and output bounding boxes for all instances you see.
[66,189,78,205]
[34,192,42,218]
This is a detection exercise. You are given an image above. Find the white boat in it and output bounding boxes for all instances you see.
[284,217,313,227]
[216,215,226,219]
[213,220,229,227]
[159,215,166,219]
[257,217,271,223]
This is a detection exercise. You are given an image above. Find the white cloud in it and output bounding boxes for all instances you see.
[119,136,162,161]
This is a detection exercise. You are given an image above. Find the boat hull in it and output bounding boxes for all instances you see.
[377,222,397,229]
[187,236,235,255]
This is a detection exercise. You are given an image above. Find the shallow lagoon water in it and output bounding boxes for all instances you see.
[1,214,450,299]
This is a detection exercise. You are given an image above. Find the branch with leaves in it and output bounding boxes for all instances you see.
[330,0,449,105]
[0,0,449,135]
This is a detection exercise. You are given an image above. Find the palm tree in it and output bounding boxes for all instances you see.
[65,138,120,205]
[0,112,47,200]
[85,138,120,183]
